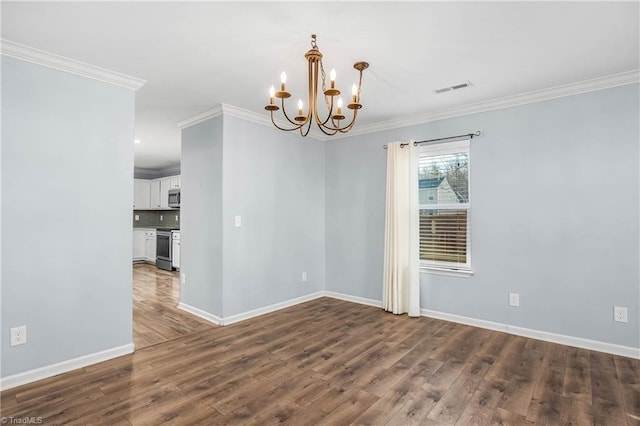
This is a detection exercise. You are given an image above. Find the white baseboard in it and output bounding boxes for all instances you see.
[177,302,223,325]
[0,343,134,391]
[420,308,507,333]
[421,308,640,360]
[222,292,325,325]
[178,292,325,326]
[506,324,640,360]
[324,291,383,308]
[317,293,640,359]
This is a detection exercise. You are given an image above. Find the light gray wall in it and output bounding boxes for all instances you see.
[221,116,325,317]
[180,114,325,319]
[180,116,224,316]
[1,57,135,377]
[325,84,640,348]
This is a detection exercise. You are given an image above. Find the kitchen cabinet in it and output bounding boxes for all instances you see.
[133,228,156,263]
[133,229,146,261]
[160,178,172,209]
[139,175,180,210]
[133,179,151,209]
[169,176,181,189]
[172,231,180,269]
[145,230,157,262]
[149,180,161,209]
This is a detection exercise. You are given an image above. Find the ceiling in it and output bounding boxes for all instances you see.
[2,2,638,172]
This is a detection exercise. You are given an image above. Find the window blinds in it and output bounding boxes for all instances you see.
[418,140,470,269]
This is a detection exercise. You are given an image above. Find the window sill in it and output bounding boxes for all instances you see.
[420,266,474,278]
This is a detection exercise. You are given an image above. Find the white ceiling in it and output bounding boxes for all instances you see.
[2,1,638,171]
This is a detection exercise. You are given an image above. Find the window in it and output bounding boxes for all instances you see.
[418,139,471,273]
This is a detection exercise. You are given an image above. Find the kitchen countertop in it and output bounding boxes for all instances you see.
[133,226,180,230]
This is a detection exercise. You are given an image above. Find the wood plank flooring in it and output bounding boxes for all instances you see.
[133,263,213,349]
[2,266,639,424]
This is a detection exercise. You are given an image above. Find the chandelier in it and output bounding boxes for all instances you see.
[265,34,369,137]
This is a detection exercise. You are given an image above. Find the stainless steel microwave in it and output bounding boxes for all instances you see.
[168,188,180,208]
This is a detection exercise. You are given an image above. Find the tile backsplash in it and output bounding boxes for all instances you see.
[133,210,180,228]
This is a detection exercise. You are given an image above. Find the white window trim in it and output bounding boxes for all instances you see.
[418,138,472,275]
[420,264,474,277]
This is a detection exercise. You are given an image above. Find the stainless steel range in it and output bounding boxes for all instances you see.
[156,229,173,271]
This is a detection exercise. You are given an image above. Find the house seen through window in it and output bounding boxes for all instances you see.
[418,139,470,271]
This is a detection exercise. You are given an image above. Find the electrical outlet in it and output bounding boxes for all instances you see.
[181,273,186,286]
[160,215,163,221]
[11,326,27,346]
[175,215,179,221]
[509,293,520,307]
[235,216,242,227]
[302,272,307,282]
[134,214,139,221]
[614,306,628,323]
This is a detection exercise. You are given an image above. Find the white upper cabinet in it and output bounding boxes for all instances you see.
[160,178,172,208]
[149,180,161,209]
[133,179,151,209]
[169,176,180,189]
[134,175,180,210]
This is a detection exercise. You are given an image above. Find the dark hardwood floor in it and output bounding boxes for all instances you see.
[1,266,639,424]
[132,263,213,349]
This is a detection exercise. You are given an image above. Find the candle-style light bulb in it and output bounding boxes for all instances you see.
[269,86,275,104]
[330,68,337,89]
[351,83,358,102]
[337,97,343,114]
[297,99,303,115]
[280,72,287,91]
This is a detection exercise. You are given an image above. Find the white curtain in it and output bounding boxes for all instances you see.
[382,142,420,317]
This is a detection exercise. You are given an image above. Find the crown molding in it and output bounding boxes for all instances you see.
[222,104,325,139]
[178,103,325,139]
[0,39,146,91]
[177,69,638,138]
[176,105,223,129]
[339,69,640,139]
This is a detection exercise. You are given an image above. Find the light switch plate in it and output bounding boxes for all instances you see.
[235,216,242,227]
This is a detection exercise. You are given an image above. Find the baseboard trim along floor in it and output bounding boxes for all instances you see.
[322,290,639,360]
[4,289,637,390]
[178,291,325,326]
[0,343,134,391]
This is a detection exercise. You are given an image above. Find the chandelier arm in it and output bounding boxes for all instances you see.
[318,96,335,127]
[329,109,359,133]
[312,60,322,128]
[313,61,335,129]
[300,119,313,137]
[315,122,340,136]
[280,97,306,126]
[338,110,359,133]
[307,54,315,125]
[270,112,305,132]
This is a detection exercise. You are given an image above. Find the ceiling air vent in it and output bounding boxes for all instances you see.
[434,81,473,94]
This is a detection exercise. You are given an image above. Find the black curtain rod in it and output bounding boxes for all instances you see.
[383,131,481,149]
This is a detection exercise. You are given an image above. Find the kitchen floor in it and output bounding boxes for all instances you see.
[133,263,214,349]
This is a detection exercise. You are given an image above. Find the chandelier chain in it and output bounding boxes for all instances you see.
[319,61,331,112]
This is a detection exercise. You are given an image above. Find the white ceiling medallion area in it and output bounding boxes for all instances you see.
[0,39,147,91]
[177,70,640,141]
